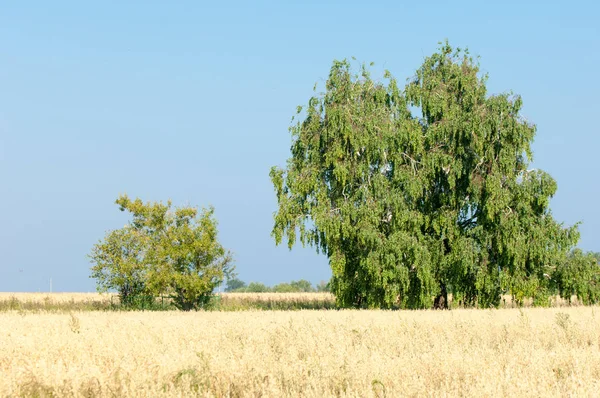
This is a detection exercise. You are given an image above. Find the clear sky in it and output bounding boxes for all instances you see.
[1,1,598,292]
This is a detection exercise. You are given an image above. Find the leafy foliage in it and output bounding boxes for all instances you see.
[552,249,600,305]
[271,42,579,309]
[90,195,234,310]
[89,227,148,306]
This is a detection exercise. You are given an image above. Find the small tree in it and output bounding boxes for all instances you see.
[90,195,234,310]
[89,227,148,306]
[273,282,296,293]
[290,279,315,292]
[245,282,271,293]
[225,277,247,292]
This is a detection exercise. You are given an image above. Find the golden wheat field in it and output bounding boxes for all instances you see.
[1,298,600,398]
[0,292,580,310]
[0,292,114,303]
[0,292,335,303]
[0,292,338,312]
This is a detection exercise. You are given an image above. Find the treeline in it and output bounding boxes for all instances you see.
[224,278,330,293]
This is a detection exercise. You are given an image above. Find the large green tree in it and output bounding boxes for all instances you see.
[90,195,234,310]
[270,42,579,309]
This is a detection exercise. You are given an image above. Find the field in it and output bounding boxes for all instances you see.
[0,292,337,312]
[1,294,600,397]
[0,292,582,312]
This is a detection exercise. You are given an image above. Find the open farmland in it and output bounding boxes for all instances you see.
[0,292,338,312]
[2,306,600,397]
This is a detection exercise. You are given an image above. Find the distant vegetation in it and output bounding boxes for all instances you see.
[224,278,330,293]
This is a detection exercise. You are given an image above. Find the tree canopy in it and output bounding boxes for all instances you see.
[553,249,600,305]
[270,42,580,309]
[90,195,233,310]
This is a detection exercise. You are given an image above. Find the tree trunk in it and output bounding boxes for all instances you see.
[433,282,448,310]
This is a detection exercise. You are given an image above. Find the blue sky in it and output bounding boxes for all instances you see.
[1,1,598,292]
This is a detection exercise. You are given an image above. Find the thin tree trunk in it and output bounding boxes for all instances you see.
[433,282,448,309]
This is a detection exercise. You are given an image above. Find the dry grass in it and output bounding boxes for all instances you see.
[0,292,338,312]
[0,292,580,312]
[2,306,600,397]
[0,293,117,312]
[0,292,113,304]
[215,292,336,310]
[0,292,334,302]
